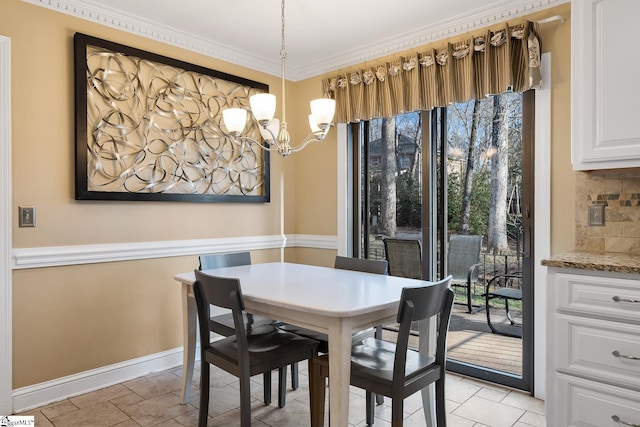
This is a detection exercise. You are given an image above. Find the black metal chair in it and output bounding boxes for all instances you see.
[310,275,454,427]
[193,270,319,427]
[383,238,422,279]
[198,252,298,407]
[484,273,523,338]
[447,234,483,313]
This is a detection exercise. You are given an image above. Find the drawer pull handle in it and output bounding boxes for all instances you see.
[612,350,640,360]
[612,415,640,426]
[612,295,640,303]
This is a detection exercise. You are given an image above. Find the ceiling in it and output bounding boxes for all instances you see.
[27,0,566,80]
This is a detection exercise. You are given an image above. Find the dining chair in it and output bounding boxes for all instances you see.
[447,234,482,313]
[193,270,319,427]
[383,238,422,279]
[310,275,454,427]
[198,252,298,407]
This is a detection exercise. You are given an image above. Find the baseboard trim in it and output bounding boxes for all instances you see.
[12,347,197,413]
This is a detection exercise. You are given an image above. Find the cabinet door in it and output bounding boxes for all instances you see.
[572,0,640,170]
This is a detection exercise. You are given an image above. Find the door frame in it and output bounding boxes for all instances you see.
[337,53,550,398]
[1,34,13,414]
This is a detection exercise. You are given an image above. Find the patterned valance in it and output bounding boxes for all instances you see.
[323,21,542,124]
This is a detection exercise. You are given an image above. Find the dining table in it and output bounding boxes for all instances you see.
[174,261,438,426]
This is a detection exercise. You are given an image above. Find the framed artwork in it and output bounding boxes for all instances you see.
[74,33,270,203]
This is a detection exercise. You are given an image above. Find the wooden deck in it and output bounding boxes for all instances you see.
[381,303,523,376]
[447,304,523,376]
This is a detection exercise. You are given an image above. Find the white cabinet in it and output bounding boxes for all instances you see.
[572,0,640,170]
[547,269,640,426]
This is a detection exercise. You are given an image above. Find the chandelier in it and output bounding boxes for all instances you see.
[222,0,336,157]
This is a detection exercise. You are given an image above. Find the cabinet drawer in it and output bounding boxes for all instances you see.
[557,315,640,390]
[554,273,640,322]
[557,374,640,427]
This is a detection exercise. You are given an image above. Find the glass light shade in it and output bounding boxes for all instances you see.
[249,93,277,122]
[308,114,320,133]
[259,118,280,142]
[310,98,336,125]
[223,108,247,134]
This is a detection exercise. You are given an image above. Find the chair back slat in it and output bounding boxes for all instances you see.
[383,238,422,279]
[447,235,482,280]
[199,252,251,270]
[194,270,245,312]
[334,256,388,275]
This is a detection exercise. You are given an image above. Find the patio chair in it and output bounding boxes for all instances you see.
[309,275,454,427]
[193,270,319,427]
[383,238,422,279]
[484,273,523,338]
[447,234,482,313]
[198,252,299,407]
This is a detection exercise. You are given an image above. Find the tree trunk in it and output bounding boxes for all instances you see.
[379,116,397,237]
[488,94,509,254]
[458,100,480,235]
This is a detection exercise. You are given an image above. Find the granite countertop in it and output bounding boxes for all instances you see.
[541,251,640,274]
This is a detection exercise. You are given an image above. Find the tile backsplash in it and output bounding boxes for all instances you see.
[576,169,640,252]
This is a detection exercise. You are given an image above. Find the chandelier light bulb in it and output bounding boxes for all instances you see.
[310,98,336,129]
[222,108,247,135]
[249,93,277,125]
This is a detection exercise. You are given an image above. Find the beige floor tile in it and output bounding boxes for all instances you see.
[517,410,547,426]
[452,396,525,427]
[69,384,133,409]
[112,420,142,427]
[501,391,545,415]
[121,392,195,426]
[445,377,483,404]
[49,401,129,427]
[40,400,79,420]
[123,372,183,400]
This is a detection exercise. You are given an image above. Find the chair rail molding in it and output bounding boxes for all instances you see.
[0,34,12,415]
[11,234,338,269]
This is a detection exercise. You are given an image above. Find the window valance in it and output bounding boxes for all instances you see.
[323,21,541,124]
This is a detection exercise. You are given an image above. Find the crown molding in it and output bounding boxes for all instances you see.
[23,0,567,81]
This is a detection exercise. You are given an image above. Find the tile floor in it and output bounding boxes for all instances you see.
[18,363,546,426]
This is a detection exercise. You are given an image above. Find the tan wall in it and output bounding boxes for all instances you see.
[5,0,575,390]
[4,0,297,388]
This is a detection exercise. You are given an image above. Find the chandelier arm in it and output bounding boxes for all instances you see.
[288,131,329,153]
[236,136,280,153]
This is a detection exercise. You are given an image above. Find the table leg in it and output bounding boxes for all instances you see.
[327,318,352,427]
[418,317,436,425]
[181,283,197,404]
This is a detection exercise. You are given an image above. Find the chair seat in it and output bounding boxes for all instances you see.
[487,287,522,301]
[208,324,319,374]
[350,337,437,384]
[210,312,277,337]
[278,324,375,354]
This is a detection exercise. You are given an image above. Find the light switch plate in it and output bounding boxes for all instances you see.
[18,206,35,227]
[588,204,604,226]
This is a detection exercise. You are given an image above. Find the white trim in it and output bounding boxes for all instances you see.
[0,35,12,415]
[11,234,337,270]
[22,0,568,81]
[12,347,187,413]
[533,52,551,401]
[336,124,349,256]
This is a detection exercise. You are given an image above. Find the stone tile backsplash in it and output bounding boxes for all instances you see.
[576,169,640,252]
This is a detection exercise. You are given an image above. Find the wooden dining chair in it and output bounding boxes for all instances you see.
[310,275,454,427]
[198,252,298,407]
[193,270,319,427]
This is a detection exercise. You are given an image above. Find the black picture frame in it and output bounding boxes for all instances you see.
[74,33,270,203]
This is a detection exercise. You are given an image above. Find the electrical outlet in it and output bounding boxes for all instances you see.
[18,206,35,227]
[588,204,604,226]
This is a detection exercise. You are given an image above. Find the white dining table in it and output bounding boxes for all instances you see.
[174,262,437,426]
